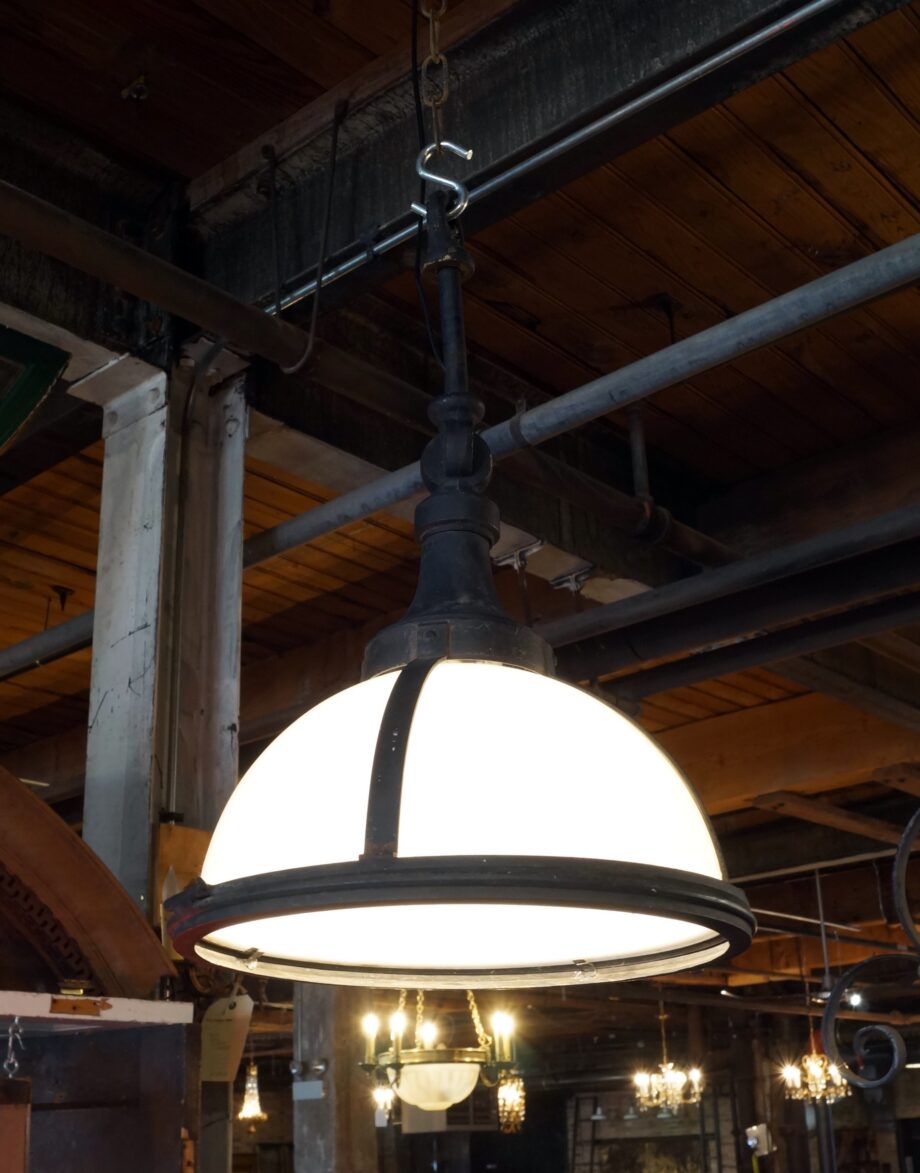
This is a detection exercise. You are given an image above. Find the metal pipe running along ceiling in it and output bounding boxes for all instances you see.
[1,233,920,681]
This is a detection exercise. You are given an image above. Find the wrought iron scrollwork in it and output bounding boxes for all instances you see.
[820,806,920,1088]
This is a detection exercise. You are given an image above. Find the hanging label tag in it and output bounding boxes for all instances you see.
[200,993,253,1082]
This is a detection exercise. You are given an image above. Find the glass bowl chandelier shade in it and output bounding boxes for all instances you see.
[169,660,751,987]
[393,1061,482,1111]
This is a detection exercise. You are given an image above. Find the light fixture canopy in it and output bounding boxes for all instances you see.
[167,162,753,990]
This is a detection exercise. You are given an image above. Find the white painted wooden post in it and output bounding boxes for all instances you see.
[82,372,170,910]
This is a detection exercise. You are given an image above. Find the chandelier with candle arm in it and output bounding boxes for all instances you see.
[632,1002,703,1115]
[781,1031,850,1106]
[360,990,523,1123]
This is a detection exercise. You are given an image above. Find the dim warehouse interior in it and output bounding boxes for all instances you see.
[4,0,920,1171]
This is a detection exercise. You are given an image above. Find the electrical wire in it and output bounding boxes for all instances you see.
[281,99,348,374]
[411,0,444,369]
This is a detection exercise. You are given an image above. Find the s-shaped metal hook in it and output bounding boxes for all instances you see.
[410,141,474,220]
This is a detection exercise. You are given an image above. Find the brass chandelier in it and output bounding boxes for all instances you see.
[632,1002,703,1115]
[360,990,523,1120]
[781,1031,850,1106]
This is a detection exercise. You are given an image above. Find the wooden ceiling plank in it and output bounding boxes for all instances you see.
[190,0,521,206]
[849,8,920,122]
[188,0,374,90]
[443,271,763,481]
[657,119,920,385]
[786,38,920,210]
[594,158,912,427]
[668,103,920,360]
[542,181,875,447]
[685,677,773,708]
[474,218,825,461]
[727,72,920,249]
[632,131,920,388]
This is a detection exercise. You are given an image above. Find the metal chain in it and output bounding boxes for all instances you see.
[657,1000,669,1066]
[397,988,407,1015]
[415,989,425,1046]
[3,1017,23,1079]
[466,990,492,1048]
[420,0,449,145]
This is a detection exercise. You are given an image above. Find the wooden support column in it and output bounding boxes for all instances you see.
[165,363,247,830]
[82,371,170,911]
[162,360,247,1173]
[293,986,377,1173]
[0,1079,30,1172]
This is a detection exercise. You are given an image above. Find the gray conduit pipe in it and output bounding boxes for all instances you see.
[2,232,920,682]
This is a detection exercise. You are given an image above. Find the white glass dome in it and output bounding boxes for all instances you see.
[170,660,752,987]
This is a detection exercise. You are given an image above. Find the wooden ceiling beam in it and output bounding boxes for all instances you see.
[190,0,897,310]
[661,692,920,815]
[750,789,904,844]
[774,645,920,734]
[874,761,920,799]
[698,422,920,556]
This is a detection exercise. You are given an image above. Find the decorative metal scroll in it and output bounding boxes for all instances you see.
[820,807,920,1088]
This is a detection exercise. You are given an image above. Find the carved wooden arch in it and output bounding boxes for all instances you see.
[0,765,174,996]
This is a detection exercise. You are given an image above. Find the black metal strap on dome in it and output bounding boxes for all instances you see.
[362,657,440,859]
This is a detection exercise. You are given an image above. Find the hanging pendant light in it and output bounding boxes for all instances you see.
[360,992,518,1114]
[238,1060,268,1129]
[167,144,753,990]
[497,1072,526,1133]
[632,1001,703,1114]
[782,1030,850,1106]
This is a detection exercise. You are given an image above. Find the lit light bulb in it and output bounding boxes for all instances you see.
[492,1011,514,1061]
[373,1085,395,1114]
[689,1068,702,1085]
[847,990,863,1008]
[419,1021,438,1049]
[362,1013,379,1063]
[390,1011,407,1040]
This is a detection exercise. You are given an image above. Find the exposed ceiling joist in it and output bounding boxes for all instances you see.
[750,789,904,845]
[874,761,920,799]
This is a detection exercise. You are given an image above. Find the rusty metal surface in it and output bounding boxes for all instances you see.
[0,765,174,997]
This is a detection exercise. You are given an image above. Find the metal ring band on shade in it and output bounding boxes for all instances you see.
[167,855,755,988]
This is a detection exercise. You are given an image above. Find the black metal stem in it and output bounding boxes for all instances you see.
[362,191,551,678]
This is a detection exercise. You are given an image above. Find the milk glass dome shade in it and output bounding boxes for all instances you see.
[169,660,753,988]
[166,177,752,987]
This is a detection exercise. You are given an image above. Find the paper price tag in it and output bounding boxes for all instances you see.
[201,993,253,1082]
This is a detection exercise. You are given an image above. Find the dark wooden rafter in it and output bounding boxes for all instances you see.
[750,789,905,845]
